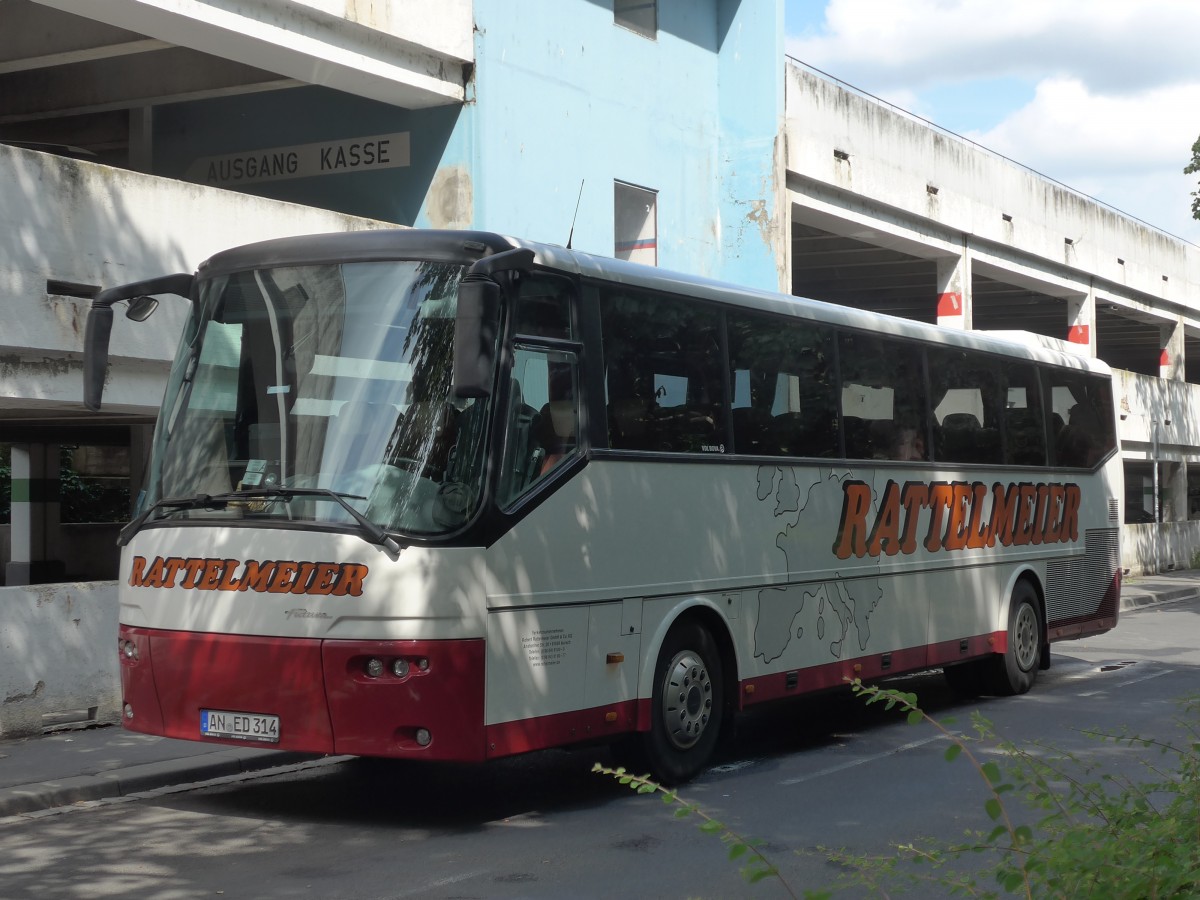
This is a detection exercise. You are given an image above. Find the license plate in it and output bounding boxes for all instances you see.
[200,709,280,743]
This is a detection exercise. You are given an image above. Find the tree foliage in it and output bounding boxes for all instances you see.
[1186,135,1200,221]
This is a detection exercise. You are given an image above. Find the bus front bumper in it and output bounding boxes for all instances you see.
[118,626,486,761]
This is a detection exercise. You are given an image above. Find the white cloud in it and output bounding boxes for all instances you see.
[788,0,1200,93]
[967,78,1200,175]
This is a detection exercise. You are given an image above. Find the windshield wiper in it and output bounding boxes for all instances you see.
[119,488,402,556]
[217,487,401,555]
[118,493,233,546]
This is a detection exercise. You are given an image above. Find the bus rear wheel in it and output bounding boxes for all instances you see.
[987,581,1043,696]
[640,620,724,785]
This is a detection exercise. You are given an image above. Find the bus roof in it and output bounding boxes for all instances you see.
[197,228,1111,376]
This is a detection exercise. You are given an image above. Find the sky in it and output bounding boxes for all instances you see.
[784,0,1200,245]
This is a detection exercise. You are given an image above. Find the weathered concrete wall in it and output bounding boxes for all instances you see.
[1116,371,1200,450]
[1123,521,1200,576]
[37,0,471,108]
[785,64,1199,304]
[0,144,393,416]
[0,582,119,738]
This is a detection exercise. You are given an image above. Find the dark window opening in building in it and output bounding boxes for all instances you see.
[614,0,656,38]
[1185,333,1200,385]
[60,445,132,524]
[615,181,657,265]
[1095,306,1162,377]
[1124,459,1162,524]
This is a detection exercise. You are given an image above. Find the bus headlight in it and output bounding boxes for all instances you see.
[365,658,384,678]
[391,659,410,678]
[415,728,432,746]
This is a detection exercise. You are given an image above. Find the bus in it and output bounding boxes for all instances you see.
[85,229,1121,783]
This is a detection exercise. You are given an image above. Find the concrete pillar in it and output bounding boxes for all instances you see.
[1161,318,1185,381]
[129,106,154,173]
[936,248,971,330]
[1165,460,1187,524]
[1066,286,1096,356]
[5,443,65,585]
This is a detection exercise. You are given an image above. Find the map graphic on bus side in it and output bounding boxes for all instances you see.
[752,466,883,665]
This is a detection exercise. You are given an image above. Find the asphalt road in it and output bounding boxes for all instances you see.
[2,597,1197,900]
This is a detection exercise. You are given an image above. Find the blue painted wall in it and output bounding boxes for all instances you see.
[464,0,783,288]
[149,0,783,289]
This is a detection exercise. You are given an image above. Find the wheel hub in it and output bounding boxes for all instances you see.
[1013,602,1039,671]
[662,650,713,750]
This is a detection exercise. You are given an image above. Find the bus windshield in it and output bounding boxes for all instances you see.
[142,259,491,537]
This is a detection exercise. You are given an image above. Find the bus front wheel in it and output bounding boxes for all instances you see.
[987,581,1043,696]
[641,620,724,785]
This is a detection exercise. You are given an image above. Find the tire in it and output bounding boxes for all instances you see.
[638,620,725,785]
[986,580,1043,696]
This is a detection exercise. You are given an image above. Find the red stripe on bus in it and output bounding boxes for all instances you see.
[735,633,1006,708]
[485,700,642,758]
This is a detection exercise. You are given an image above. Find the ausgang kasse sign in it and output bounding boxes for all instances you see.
[186,132,410,187]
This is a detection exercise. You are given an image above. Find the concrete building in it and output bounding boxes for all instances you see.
[2,0,1199,588]
[1,0,783,585]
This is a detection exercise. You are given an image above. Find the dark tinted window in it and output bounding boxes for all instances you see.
[728,311,838,457]
[600,288,725,453]
[838,332,928,461]
[513,273,573,340]
[1001,362,1047,466]
[928,347,1004,465]
[1047,369,1116,468]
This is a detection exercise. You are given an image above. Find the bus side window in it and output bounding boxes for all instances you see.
[1047,369,1115,468]
[513,273,573,340]
[600,287,725,453]
[1001,362,1046,466]
[727,310,837,457]
[838,333,928,462]
[927,348,1004,465]
[497,345,579,507]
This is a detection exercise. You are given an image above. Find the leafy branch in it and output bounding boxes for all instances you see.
[600,683,1200,898]
[591,763,798,898]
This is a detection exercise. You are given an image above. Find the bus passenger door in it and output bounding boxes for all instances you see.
[584,598,642,711]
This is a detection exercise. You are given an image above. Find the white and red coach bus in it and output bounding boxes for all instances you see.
[85,230,1121,782]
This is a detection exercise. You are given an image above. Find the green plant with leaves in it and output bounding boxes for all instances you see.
[599,680,1200,898]
[819,680,1200,898]
[592,763,798,897]
[1187,134,1200,221]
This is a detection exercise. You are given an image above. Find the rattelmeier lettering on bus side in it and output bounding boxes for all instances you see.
[833,479,1082,560]
[128,556,369,596]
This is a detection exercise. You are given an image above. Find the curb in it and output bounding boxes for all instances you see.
[0,749,317,818]
[1120,587,1200,611]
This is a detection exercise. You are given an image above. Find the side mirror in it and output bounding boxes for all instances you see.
[84,272,193,411]
[451,247,535,399]
[83,305,114,412]
[126,295,159,322]
[452,276,500,398]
